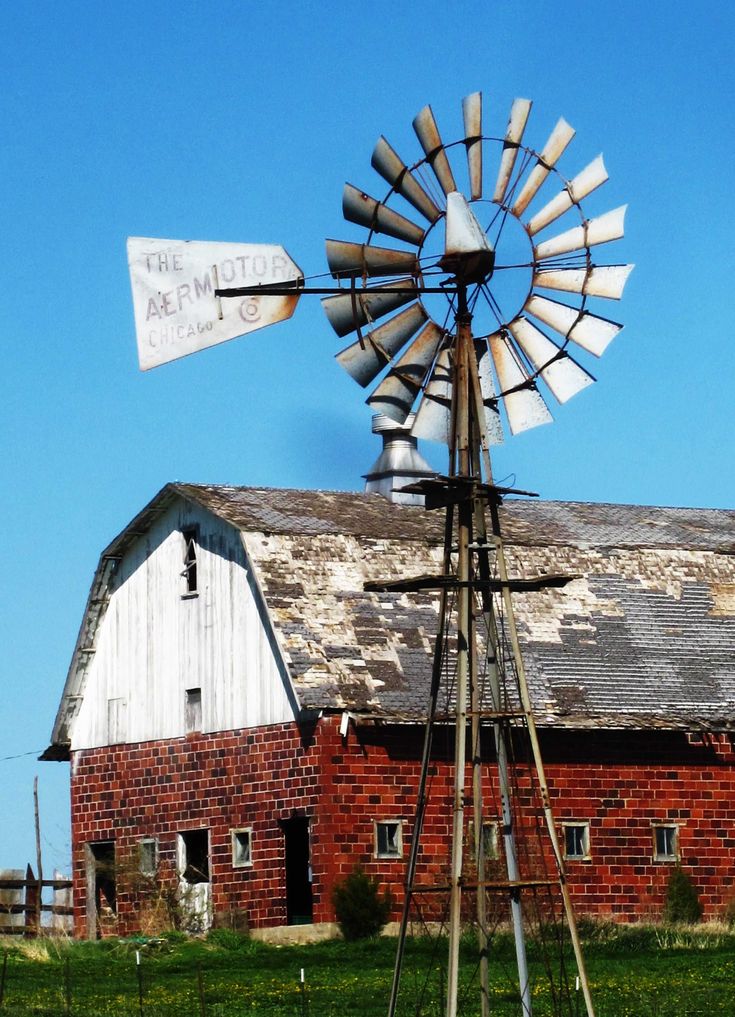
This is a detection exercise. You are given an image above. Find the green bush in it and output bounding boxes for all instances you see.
[332,866,394,941]
[663,866,702,924]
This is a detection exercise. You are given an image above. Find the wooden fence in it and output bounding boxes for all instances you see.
[0,866,73,935]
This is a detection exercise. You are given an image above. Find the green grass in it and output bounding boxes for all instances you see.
[0,924,733,1016]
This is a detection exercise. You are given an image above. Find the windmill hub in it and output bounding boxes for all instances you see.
[439,191,495,285]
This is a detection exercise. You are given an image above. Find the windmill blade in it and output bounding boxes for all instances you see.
[326,240,419,279]
[508,317,594,403]
[511,118,576,217]
[412,348,453,442]
[490,332,553,434]
[462,92,483,200]
[371,137,441,223]
[534,264,634,300]
[524,294,622,356]
[343,183,425,246]
[493,98,532,203]
[322,278,417,338]
[367,322,445,423]
[413,106,457,197]
[527,155,609,235]
[476,342,504,445]
[534,206,626,260]
[336,303,429,387]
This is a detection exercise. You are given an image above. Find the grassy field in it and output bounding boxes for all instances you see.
[0,924,733,1016]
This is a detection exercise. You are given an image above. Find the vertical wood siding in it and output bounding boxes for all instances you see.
[72,502,296,749]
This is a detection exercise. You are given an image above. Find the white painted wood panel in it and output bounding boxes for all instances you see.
[72,501,296,749]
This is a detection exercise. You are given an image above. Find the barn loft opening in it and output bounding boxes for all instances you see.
[181,527,198,594]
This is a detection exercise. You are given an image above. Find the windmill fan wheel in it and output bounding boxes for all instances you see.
[322,92,634,445]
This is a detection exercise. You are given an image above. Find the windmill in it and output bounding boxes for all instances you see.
[317,93,631,1017]
[127,90,632,1017]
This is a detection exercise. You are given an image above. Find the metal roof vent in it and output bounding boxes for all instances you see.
[363,413,435,505]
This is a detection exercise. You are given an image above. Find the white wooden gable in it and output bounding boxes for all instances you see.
[59,495,298,752]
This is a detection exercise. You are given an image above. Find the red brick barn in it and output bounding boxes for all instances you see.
[43,484,735,936]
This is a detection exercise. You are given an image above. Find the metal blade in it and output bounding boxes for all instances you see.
[343,184,425,246]
[413,105,457,197]
[493,98,532,203]
[412,348,453,442]
[509,317,594,403]
[533,264,634,300]
[326,240,419,279]
[322,278,417,338]
[476,342,504,444]
[511,118,576,217]
[371,137,441,223]
[527,155,608,235]
[336,303,428,386]
[490,332,553,434]
[462,92,483,200]
[367,322,445,423]
[524,294,622,356]
[534,206,626,260]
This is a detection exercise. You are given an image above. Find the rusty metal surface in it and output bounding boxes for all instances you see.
[528,155,609,235]
[342,183,425,245]
[524,295,622,357]
[489,332,554,433]
[508,317,594,404]
[336,303,427,387]
[461,92,483,200]
[372,136,441,223]
[413,104,457,196]
[534,264,634,300]
[511,118,576,217]
[534,206,626,260]
[493,98,532,203]
[326,240,418,279]
[128,237,302,370]
[321,278,417,337]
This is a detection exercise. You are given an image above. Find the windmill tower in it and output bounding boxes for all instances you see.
[321,93,633,1017]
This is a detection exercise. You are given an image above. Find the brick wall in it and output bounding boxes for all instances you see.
[70,718,735,936]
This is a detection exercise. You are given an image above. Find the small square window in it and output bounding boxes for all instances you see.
[231,829,253,868]
[563,823,590,860]
[375,820,403,859]
[653,824,678,861]
[139,838,158,876]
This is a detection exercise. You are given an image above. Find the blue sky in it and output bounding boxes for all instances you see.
[1,1,733,876]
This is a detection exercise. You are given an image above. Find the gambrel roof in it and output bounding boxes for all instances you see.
[44,483,735,757]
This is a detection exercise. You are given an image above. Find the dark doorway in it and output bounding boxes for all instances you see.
[282,816,313,925]
[85,840,116,939]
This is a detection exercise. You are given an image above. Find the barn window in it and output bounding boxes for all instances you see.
[178,829,210,884]
[467,821,500,860]
[185,688,202,733]
[181,527,198,595]
[231,828,253,868]
[139,838,158,876]
[653,824,678,861]
[375,820,403,859]
[482,822,500,860]
[107,698,126,744]
[563,822,590,860]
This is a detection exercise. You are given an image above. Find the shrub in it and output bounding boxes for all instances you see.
[663,866,702,924]
[332,867,394,941]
